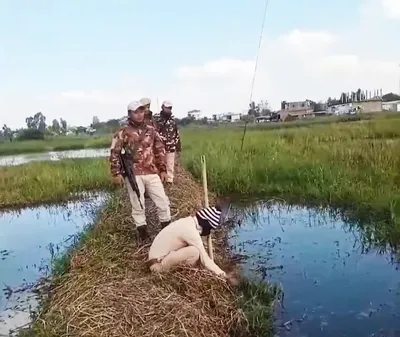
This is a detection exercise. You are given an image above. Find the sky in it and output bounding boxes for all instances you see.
[1,0,400,129]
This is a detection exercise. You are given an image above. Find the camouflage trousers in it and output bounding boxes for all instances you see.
[125,174,171,227]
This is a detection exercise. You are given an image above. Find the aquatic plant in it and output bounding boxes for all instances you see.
[0,158,113,209]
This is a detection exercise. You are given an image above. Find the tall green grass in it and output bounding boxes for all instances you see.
[0,135,111,156]
[182,116,400,226]
[0,158,113,208]
[2,116,400,228]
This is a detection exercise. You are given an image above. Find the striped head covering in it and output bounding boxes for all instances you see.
[196,206,222,229]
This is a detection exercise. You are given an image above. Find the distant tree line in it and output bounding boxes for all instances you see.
[0,112,70,142]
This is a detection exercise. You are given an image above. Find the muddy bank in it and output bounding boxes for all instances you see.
[22,166,274,337]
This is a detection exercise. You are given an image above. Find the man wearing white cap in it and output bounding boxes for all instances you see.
[139,97,154,126]
[155,100,181,184]
[147,203,238,284]
[109,100,171,241]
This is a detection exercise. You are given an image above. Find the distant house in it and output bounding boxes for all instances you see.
[382,100,400,112]
[328,103,354,115]
[353,98,383,113]
[213,112,242,122]
[278,99,315,121]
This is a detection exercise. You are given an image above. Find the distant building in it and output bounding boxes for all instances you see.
[187,110,202,120]
[355,98,382,113]
[328,103,354,115]
[382,100,400,112]
[278,99,315,121]
[213,112,242,122]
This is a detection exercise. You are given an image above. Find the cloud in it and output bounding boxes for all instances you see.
[381,0,400,19]
[1,1,399,129]
[172,25,398,115]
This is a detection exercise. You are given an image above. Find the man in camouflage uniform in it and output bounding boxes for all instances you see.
[155,100,181,184]
[109,100,171,240]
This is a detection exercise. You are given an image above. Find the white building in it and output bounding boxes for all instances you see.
[382,100,400,112]
[213,112,242,122]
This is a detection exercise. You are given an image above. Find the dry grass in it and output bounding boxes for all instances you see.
[28,165,249,337]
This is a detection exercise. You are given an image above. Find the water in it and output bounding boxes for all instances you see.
[0,194,107,336]
[230,203,400,337]
[0,148,108,166]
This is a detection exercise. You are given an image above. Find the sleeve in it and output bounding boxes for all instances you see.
[184,228,226,276]
[174,122,182,152]
[109,129,124,177]
[153,129,167,173]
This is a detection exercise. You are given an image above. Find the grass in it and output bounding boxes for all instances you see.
[9,114,400,336]
[182,115,400,224]
[0,135,111,156]
[16,168,279,337]
[2,114,400,226]
[0,112,395,157]
[0,158,113,209]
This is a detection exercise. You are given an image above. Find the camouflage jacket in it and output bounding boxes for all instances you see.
[109,120,166,176]
[154,113,181,153]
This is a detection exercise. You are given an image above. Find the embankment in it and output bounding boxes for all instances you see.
[21,165,277,337]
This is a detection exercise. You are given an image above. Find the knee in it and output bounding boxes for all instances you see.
[186,246,200,265]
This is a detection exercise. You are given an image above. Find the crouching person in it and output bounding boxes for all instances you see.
[147,205,237,283]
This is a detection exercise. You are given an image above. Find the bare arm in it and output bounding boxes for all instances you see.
[184,228,225,276]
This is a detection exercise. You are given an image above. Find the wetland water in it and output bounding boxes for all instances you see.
[230,203,400,337]
[0,148,108,166]
[0,194,106,336]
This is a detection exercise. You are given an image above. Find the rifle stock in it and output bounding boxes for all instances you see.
[120,152,143,209]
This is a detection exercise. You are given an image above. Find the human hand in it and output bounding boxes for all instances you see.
[159,171,168,183]
[225,271,240,286]
[112,175,124,186]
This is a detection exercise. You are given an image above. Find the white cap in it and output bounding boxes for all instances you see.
[162,100,173,108]
[127,100,144,111]
[139,97,151,105]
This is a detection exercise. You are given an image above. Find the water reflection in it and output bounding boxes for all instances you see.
[0,148,108,167]
[229,202,400,337]
[0,194,107,335]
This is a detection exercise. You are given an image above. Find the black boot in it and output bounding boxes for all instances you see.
[137,226,149,241]
[161,221,171,229]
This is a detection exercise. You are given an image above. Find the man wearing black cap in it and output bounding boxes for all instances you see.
[147,204,238,284]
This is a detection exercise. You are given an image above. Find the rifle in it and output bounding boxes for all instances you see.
[120,149,143,209]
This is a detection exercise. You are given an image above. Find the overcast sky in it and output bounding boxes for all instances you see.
[1,0,399,128]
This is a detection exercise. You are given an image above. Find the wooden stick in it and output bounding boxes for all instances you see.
[201,155,214,261]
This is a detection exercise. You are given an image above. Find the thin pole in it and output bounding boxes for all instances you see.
[240,0,270,150]
[201,155,214,261]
